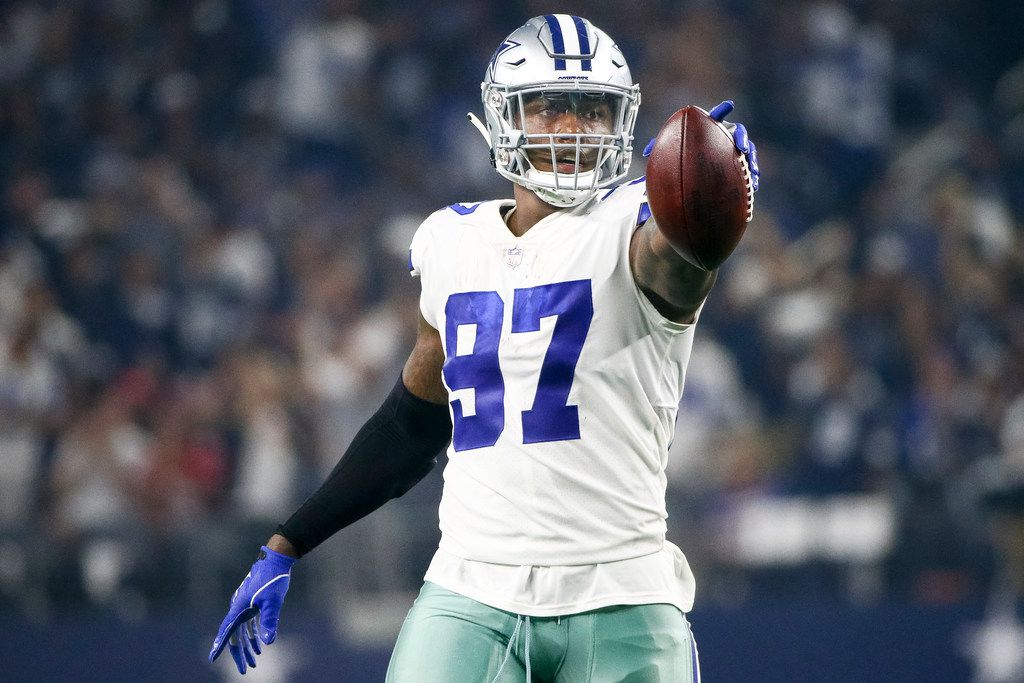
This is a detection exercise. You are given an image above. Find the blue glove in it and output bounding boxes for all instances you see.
[209,546,296,674]
[708,100,759,191]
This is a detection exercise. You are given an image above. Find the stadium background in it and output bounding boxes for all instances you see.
[1,0,1022,680]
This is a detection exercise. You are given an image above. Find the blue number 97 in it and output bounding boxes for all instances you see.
[442,280,593,452]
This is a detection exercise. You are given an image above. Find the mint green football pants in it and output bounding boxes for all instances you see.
[386,582,700,683]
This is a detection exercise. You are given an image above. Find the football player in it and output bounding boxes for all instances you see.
[210,14,759,681]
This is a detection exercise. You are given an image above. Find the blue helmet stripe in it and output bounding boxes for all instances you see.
[543,14,567,70]
[571,16,592,71]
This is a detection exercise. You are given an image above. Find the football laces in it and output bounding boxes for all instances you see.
[738,153,754,223]
[711,117,755,224]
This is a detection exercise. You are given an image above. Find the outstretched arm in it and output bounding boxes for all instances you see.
[629,222,717,324]
[629,100,759,324]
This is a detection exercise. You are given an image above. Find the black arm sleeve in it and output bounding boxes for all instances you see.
[276,377,451,557]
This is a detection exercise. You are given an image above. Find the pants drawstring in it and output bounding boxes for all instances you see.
[491,615,522,683]
[490,614,533,683]
[524,616,532,682]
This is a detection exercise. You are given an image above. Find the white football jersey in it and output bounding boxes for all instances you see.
[409,180,700,569]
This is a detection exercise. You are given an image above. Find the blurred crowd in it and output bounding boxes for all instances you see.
[1,0,1022,620]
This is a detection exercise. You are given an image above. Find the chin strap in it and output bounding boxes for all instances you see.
[466,112,490,144]
[468,112,499,169]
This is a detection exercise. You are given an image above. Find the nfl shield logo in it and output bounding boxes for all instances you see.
[504,246,523,269]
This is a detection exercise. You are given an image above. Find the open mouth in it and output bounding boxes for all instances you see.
[556,158,578,172]
[551,153,594,172]
[524,146,599,174]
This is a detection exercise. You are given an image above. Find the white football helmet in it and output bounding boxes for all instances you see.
[469,15,641,207]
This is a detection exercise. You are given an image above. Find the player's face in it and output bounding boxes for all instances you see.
[518,92,615,173]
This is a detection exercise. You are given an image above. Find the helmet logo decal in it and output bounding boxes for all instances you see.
[488,39,521,78]
[542,14,594,72]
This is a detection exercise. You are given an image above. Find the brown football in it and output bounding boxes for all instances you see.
[645,105,754,271]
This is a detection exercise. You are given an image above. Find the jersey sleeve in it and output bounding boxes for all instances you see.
[408,212,439,329]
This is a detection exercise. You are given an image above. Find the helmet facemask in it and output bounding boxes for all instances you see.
[471,15,642,208]
[482,84,640,207]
